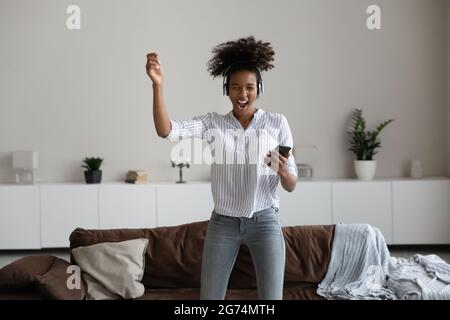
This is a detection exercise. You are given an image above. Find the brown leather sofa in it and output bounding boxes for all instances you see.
[0,220,334,300]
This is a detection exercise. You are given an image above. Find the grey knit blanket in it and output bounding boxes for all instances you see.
[386,254,450,300]
[317,223,450,300]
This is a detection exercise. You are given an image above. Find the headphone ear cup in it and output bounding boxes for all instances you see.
[256,69,264,96]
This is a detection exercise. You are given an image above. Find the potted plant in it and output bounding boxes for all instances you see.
[82,157,103,184]
[348,108,394,180]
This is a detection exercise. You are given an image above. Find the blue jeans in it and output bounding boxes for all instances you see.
[200,206,286,300]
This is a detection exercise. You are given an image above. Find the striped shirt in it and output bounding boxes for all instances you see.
[165,108,297,218]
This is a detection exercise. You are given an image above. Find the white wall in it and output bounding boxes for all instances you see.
[0,0,448,183]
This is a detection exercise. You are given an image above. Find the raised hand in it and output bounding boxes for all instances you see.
[146,52,163,86]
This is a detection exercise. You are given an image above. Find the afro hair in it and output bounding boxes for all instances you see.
[207,36,275,78]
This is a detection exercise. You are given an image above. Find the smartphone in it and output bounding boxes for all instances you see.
[267,145,292,167]
[277,145,292,158]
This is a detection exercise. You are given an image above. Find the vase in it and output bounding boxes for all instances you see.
[410,160,423,179]
[354,160,377,180]
[84,170,102,184]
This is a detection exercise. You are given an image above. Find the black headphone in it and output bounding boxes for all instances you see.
[222,63,264,96]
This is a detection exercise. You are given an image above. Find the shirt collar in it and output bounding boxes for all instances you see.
[226,108,264,125]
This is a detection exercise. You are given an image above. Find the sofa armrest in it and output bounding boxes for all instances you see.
[0,255,86,300]
[0,255,56,292]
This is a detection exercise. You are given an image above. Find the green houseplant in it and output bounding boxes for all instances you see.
[82,157,103,184]
[348,108,394,180]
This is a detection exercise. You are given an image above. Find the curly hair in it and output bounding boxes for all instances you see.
[207,36,275,78]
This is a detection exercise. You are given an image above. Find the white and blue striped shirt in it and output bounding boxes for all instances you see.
[165,108,297,218]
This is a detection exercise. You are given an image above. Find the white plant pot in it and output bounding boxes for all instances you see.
[354,160,377,180]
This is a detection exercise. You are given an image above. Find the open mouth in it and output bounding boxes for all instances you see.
[237,100,249,108]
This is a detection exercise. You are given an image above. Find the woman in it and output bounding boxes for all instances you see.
[146,36,297,300]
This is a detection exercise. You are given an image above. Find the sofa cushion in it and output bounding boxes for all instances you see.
[82,273,120,300]
[0,255,57,291]
[35,258,86,300]
[283,225,335,283]
[71,238,148,299]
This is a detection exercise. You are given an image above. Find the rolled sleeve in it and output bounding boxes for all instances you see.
[164,113,212,142]
[165,120,181,142]
[286,154,298,177]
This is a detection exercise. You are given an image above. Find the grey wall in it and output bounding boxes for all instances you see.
[448,0,450,177]
[0,0,448,183]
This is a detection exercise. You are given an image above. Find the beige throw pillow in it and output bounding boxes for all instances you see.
[82,273,120,300]
[72,238,148,299]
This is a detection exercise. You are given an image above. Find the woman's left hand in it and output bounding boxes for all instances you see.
[264,150,288,175]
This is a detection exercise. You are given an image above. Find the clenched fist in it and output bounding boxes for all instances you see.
[146,52,163,86]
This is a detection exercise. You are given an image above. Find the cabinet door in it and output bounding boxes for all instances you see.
[393,180,450,244]
[41,185,99,248]
[0,185,40,249]
[157,184,213,227]
[99,185,157,229]
[278,182,332,226]
[332,181,393,244]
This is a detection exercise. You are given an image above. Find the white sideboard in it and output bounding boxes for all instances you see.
[99,184,157,229]
[331,181,393,243]
[0,178,449,249]
[0,185,40,249]
[392,180,450,244]
[278,181,332,226]
[41,185,99,248]
[156,183,214,227]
